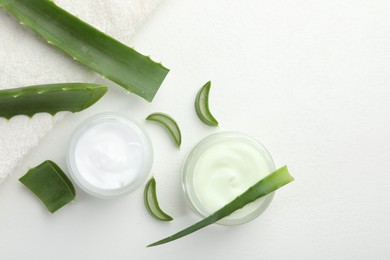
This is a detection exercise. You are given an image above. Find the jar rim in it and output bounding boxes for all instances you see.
[181,131,275,225]
[66,112,153,198]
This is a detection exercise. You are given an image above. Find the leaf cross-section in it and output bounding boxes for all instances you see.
[19,160,76,213]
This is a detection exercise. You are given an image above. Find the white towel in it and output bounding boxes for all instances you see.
[0,0,161,183]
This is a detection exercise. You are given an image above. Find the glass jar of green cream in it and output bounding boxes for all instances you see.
[182,132,275,225]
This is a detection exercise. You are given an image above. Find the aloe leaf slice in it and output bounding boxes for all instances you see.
[0,83,107,119]
[0,0,169,102]
[144,177,173,222]
[146,112,182,148]
[195,81,218,126]
[19,160,76,213]
[148,166,294,247]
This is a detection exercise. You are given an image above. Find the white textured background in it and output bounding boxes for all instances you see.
[1,0,390,259]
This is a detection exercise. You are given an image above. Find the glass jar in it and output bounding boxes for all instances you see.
[182,132,275,225]
[67,113,153,198]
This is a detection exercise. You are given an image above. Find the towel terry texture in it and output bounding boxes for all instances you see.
[0,0,161,183]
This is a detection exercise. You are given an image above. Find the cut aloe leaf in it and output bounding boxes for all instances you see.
[195,81,218,126]
[148,166,294,247]
[0,0,169,102]
[146,112,182,148]
[0,83,107,119]
[19,160,76,213]
[144,177,173,222]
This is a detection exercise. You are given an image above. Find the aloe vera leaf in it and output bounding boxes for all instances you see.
[146,112,182,148]
[19,160,76,213]
[144,177,174,222]
[0,0,169,102]
[195,81,218,126]
[148,166,294,247]
[0,83,107,119]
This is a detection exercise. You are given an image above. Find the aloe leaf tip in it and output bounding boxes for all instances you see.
[147,166,294,247]
[0,83,107,119]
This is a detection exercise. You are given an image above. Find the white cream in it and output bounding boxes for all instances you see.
[67,114,153,198]
[74,121,144,190]
[183,132,275,224]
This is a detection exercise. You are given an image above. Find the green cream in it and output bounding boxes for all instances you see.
[193,139,275,220]
[182,132,276,225]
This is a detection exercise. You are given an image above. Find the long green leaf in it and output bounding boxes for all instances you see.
[0,83,107,118]
[148,166,294,247]
[19,160,76,213]
[0,0,169,101]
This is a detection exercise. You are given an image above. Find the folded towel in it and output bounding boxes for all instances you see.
[0,0,161,183]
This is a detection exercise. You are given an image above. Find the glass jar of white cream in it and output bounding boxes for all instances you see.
[182,132,275,225]
[67,113,153,198]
